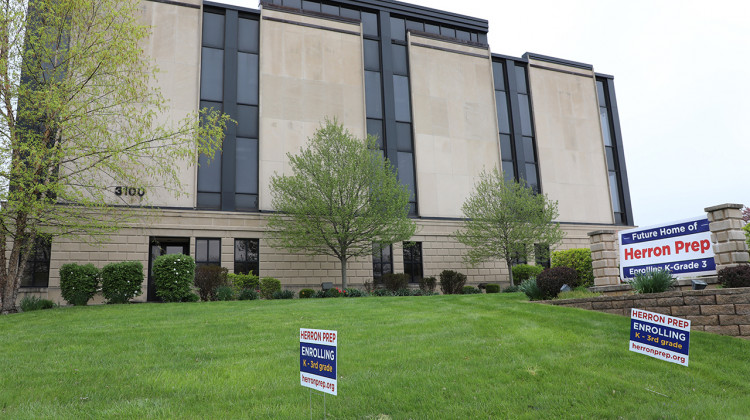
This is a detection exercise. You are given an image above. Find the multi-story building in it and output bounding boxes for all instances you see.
[19,0,633,302]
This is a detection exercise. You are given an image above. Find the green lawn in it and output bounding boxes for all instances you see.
[1,293,749,419]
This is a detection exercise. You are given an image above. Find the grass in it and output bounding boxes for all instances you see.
[1,293,749,419]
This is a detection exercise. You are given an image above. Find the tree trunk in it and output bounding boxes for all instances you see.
[340,257,348,290]
[1,273,20,314]
[507,259,515,287]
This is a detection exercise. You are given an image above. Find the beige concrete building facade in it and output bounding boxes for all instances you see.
[19,0,634,303]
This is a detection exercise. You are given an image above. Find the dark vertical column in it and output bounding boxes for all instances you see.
[378,11,398,167]
[222,10,239,211]
[504,59,527,181]
[605,78,633,226]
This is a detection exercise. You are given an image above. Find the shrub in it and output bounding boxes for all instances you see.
[216,285,235,301]
[744,223,750,250]
[393,288,414,296]
[194,265,229,301]
[501,285,518,293]
[462,285,481,294]
[372,288,393,297]
[551,248,594,287]
[238,289,259,301]
[344,288,366,297]
[259,277,281,299]
[536,267,577,299]
[718,265,750,288]
[419,276,437,293]
[439,270,467,294]
[228,273,260,292]
[152,254,195,302]
[59,263,99,306]
[20,295,55,312]
[314,290,327,298]
[519,278,544,301]
[485,284,500,293]
[299,288,316,299]
[630,270,675,294]
[325,287,346,298]
[182,292,200,302]
[512,264,544,284]
[382,273,409,292]
[273,289,295,300]
[100,261,144,304]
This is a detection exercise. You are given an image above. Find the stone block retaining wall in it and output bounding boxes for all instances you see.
[544,288,750,339]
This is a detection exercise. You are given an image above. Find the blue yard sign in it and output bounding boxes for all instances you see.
[300,328,337,395]
[630,309,691,366]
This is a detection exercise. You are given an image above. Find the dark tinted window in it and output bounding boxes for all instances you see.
[365,71,383,119]
[515,65,528,93]
[392,44,408,75]
[196,238,221,267]
[236,105,259,138]
[238,18,258,53]
[424,23,439,34]
[200,47,224,102]
[236,138,258,194]
[403,242,423,283]
[362,12,378,37]
[302,1,320,12]
[406,20,423,32]
[523,136,536,163]
[500,134,513,160]
[283,0,301,8]
[495,91,510,133]
[202,13,224,48]
[237,52,258,105]
[234,239,259,275]
[340,7,359,20]
[20,238,51,288]
[440,26,455,38]
[321,4,339,15]
[367,119,384,149]
[492,61,505,91]
[397,152,415,201]
[396,122,412,152]
[456,30,470,41]
[390,17,405,42]
[198,151,221,193]
[393,75,411,122]
[518,94,533,136]
[363,39,380,71]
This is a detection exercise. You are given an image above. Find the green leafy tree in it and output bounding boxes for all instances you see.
[268,118,416,289]
[0,0,228,313]
[455,169,564,287]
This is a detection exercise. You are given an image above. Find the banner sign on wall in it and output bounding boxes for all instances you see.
[619,216,715,280]
[630,309,690,366]
[300,328,337,396]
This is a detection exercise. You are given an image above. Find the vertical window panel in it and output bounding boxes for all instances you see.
[202,13,224,48]
[198,152,221,193]
[403,242,423,283]
[234,239,259,275]
[609,172,622,213]
[515,65,528,94]
[391,44,408,76]
[365,71,383,119]
[600,108,612,146]
[236,105,259,138]
[236,138,258,194]
[523,136,536,163]
[492,61,505,91]
[393,75,411,122]
[363,39,380,71]
[362,12,378,37]
[237,18,258,53]
[367,119,384,149]
[495,91,510,134]
[396,122,412,152]
[499,134,513,161]
[200,47,224,102]
[502,161,515,182]
[518,94,533,136]
[525,163,539,192]
[397,152,415,201]
[390,17,405,42]
[237,52,258,105]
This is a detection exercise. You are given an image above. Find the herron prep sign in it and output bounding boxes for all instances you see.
[619,216,715,280]
[300,328,337,395]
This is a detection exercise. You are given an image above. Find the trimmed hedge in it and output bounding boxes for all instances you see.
[439,270,467,294]
[101,261,144,304]
[536,267,577,299]
[462,285,481,294]
[59,263,99,306]
[299,288,316,299]
[382,273,409,292]
[419,276,437,293]
[259,277,281,299]
[228,273,260,292]
[718,265,750,288]
[194,265,229,301]
[512,264,544,284]
[485,284,500,293]
[152,254,195,302]
[551,248,593,287]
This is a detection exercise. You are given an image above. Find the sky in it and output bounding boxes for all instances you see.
[218,0,750,227]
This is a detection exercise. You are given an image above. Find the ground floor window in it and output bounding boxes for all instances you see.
[535,244,551,268]
[196,238,221,268]
[372,244,393,282]
[234,238,259,275]
[403,241,423,283]
[20,238,51,288]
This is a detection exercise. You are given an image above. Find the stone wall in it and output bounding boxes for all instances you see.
[544,288,750,339]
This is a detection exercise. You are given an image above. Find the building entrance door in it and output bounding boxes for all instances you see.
[147,237,190,302]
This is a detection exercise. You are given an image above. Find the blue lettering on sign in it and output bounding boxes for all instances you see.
[300,343,337,379]
[624,257,715,278]
[621,219,710,245]
[630,320,689,355]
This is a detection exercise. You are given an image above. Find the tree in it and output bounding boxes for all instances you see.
[0,0,228,313]
[455,169,564,287]
[267,118,416,289]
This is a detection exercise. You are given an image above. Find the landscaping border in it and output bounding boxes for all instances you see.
[543,288,750,339]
